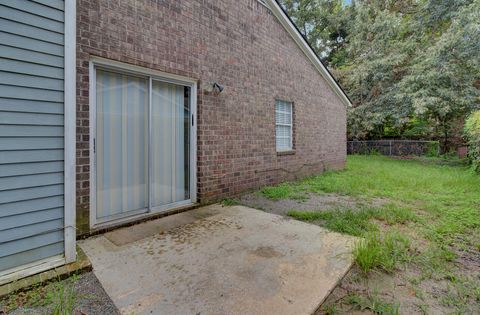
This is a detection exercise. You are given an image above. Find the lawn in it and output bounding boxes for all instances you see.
[243,155,480,314]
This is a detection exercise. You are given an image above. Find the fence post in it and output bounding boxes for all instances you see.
[389,141,392,156]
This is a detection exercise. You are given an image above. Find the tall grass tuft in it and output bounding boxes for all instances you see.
[354,231,411,273]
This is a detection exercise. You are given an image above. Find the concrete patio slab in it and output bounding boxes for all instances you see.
[79,205,356,315]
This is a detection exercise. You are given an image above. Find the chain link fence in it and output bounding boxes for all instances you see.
[347,140,440,156]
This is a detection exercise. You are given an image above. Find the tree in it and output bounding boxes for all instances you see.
[339,1,419,139]
[280,0,480,148]
[398,0,480,151]
[279,0,350,65]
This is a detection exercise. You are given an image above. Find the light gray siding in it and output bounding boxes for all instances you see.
[0,0,65,273]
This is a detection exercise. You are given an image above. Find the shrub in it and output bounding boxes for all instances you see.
[464,111,480,173]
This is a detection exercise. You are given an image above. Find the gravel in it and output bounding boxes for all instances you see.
[74,272,119,315]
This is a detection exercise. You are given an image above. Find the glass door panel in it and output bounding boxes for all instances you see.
[151,80,191,208]
[96,70,149,220]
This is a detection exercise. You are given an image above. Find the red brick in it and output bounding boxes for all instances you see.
[76,0,346,233]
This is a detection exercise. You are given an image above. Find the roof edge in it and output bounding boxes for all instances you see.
[264,0,353,107]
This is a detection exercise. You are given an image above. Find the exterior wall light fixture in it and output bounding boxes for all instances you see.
[204,82,224,94]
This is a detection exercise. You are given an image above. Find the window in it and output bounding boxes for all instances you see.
[275,100,293,151]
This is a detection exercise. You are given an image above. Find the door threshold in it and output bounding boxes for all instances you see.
[86,202,200,237]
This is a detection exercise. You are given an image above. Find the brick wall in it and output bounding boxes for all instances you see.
[76,0,347,233]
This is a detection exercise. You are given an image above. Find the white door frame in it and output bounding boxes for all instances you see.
[89,57,197,229]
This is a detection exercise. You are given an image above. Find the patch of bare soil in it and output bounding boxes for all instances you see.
[318,264,478,315]
[239,192,388,216]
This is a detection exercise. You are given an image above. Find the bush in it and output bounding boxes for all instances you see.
[464,111,480,173]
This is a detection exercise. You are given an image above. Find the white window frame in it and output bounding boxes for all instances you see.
[275,100,293,152]
[89,57,197,229]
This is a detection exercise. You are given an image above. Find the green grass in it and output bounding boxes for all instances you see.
[1,274,79,314]
[287,203,416,237]
[260,183,307,201]
[345,292,400,315]
[288,208,379,236]
[281,155,479,274]
[370,203,418,225]
[49,275,79,315]
[221,198,239,206]
[354,231,411,273]
[281,155,479,248]
[277,155,480,313]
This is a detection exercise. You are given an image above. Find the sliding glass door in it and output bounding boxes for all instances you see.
[94,66,194,225]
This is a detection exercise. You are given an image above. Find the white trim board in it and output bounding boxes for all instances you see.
[89,58,198,230]
[264,0,352,107]
[64,0,77,264]
[0,256,65,286]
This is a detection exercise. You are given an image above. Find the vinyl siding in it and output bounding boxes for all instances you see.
[0,0,65,273]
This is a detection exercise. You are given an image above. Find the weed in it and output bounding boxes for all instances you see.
[288,208,378,236]
[49,274,78,315]
[370,203,417,225]
[440,276,480,313]
[260,183,307,201]
[287,210,325,221]
[260,183,293,200]
[345,293,400,315]
[321,209,379,236]
[289,202,418,237]
[221,198,239,206]
[289,205,417,237]
[353,231,411,273]
[415,302,429,314]
[0,275,79,315]
[320,303,338,314]
[416,246,456,279]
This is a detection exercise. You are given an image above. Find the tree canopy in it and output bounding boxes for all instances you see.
[280,0,480,151]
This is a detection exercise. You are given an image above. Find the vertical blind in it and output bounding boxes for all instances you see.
[96,70,149,219]
[96,69,191,221]
[275,100,293,151]
[151,81,190,207]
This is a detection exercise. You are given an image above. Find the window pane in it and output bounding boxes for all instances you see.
[275,100,291,114]
[276,125,291,138]
[276,125,291,150]
[275,110,291,125]
[276,136,291,150]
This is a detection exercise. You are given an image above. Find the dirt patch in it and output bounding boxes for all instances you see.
[454,247,480,276]
[239,192,388,216]
[318,265,476,315]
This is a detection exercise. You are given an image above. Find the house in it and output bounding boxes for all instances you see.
[0,0,350,284]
